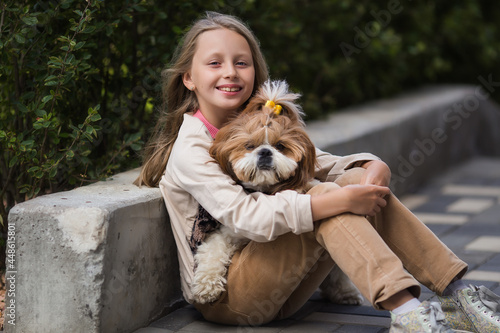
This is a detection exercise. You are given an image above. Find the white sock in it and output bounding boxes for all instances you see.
[443,279,467,296]
[391,298,422,315]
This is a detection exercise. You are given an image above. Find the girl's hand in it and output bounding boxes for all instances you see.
[360,160,391,187]
[310,183,391,221]
[343,184,391,216]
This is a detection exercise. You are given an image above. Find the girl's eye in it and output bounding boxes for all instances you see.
[236,61,247,66]
[275,142,285,151]
[209,61,221,66]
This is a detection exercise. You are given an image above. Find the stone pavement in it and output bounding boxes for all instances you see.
[134,157,500,333]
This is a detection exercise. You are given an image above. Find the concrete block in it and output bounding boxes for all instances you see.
[5,169,183,333]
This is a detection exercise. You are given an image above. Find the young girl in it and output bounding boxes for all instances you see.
[136,11,500,332]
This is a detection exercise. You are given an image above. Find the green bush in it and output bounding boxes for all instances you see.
[0,1,151,225]
[2,0,500,267]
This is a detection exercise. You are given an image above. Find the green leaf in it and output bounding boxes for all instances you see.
[28,166,40,173]
[17,103,29,113]
[132,5,147,12]
[128,132,141,142]
[82,26,96,34]
[14,34,26,44]
[35,109,47,117]
[130,143,142,151]
[42,95,53,103]
[22,16,39,26]
[83,132,93,141]
[121,14,133,23]
[8,156,19,168]
[65,54,75,65]
[33,187,41,196]
[49,168,57,178]
[74,41,86,50]
[21,91,36,100]
[21,139,34,147]
[90,114,101,122]
[66,150,75,159]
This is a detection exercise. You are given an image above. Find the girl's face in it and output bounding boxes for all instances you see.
[183,28,255,128]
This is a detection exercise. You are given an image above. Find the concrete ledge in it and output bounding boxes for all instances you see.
[6,170,183,333]
[6,85,500,332]
[307,85,500,194]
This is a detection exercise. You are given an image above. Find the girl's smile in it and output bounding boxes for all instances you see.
[217,84,242,93]
[183,28,255,129]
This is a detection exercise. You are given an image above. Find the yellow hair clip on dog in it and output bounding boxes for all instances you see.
[265,100,282,115]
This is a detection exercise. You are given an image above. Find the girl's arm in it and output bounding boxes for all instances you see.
[311,151,392,221]
[314,148,381,182]
[310,184,391,221]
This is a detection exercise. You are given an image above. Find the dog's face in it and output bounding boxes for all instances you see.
[210,80,316,194]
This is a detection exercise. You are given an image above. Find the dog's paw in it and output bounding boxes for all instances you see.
[191,276,227,304]
[320,265,364,305]
[321,288,364,305]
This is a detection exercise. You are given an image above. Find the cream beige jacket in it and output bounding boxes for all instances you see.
[159,114,379,303]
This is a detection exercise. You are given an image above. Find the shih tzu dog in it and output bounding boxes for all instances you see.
[191,80,363,306]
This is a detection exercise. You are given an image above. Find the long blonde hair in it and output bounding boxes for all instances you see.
[135,12,269,187]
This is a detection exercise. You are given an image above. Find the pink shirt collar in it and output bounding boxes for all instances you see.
[193,110,219,139]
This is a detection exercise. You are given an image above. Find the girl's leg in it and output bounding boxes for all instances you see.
[334,168,468,297]
[194,230,335,326]
[313,183,422,309]
[368,191,468,295]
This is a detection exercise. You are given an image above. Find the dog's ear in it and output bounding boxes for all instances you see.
[298,132,318,183]
[287,129,317,192]
[210,131,231,173]
[241,92,265,116]
[209,126,241,183]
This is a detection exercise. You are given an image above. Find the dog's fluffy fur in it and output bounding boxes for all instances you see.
[191,80,363,306]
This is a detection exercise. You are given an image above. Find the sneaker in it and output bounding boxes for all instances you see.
[390,301,459,332]
[438,285,500,333]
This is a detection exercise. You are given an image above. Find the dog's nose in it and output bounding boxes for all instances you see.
[257,148,273,170]
[258,148,272,157]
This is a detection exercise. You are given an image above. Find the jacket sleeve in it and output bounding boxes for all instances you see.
[314,147,380,182]
[167,119,314,242]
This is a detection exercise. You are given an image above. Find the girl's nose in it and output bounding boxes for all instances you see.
[224,64,237,79]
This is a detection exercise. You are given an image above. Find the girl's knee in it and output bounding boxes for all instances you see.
[334,167,366,187]
[307,181,341,195]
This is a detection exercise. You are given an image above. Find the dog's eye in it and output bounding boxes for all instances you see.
[275,142,286,151]
[245,143,255,150]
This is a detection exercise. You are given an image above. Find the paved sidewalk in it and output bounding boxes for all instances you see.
[135,157,500,333]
